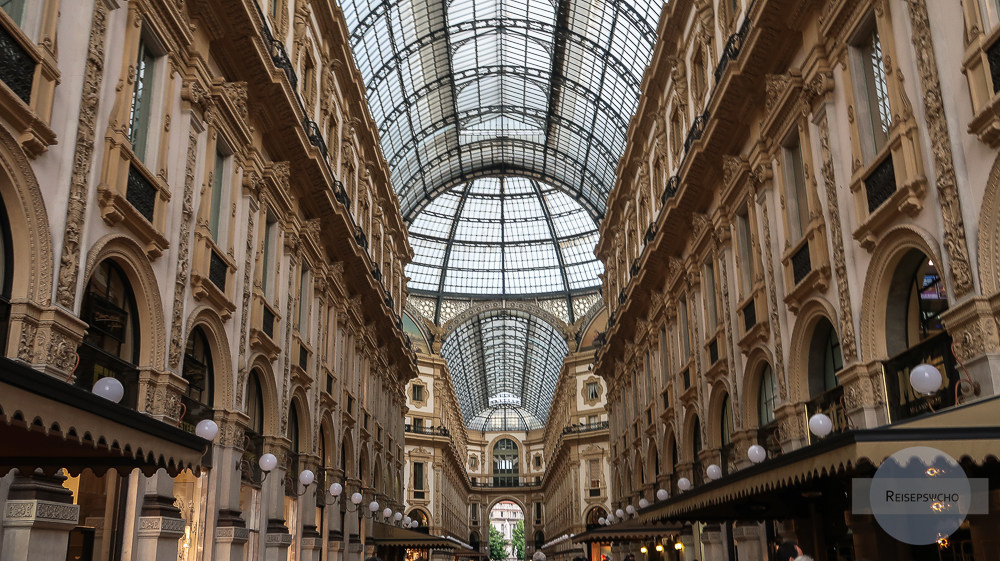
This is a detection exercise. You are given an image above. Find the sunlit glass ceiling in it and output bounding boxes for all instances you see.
[339,0,666,221]
[441,310,568,431]
[407,176,603,297]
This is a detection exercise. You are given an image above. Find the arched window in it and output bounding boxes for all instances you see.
[720,393,735,474]
[77,260,141,407]
[492,438,519,487]
[886,251,948,356]
[0,192,13,354]
[181,326,213,431]
[586,506,608,530]
[286,402,300,496]
[470,532,481,552]
[757,364,777,426]
[721,394,733,446]
[808,318,842,397]
[242,370,265,483]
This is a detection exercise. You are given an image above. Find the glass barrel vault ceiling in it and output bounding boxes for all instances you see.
[407,177,603,296]
[339,0,666,221]
[441,310,568,431]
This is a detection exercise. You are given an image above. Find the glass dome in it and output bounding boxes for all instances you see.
[441,309,567,431]
[406,177,603,298]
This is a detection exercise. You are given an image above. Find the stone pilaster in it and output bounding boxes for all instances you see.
[699,524,725,561]
[1,473,80,561]
[135,472,187,561]
[214,509,250,561]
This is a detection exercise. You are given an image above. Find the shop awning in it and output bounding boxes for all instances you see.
[635,396,1000,523]
[0,357,208,477]
[572,521,682,543]
[372,522,460,549]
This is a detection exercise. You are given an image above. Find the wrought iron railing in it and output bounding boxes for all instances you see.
[756,420,782,458]
[471,475,541,489]
[630,258,640,277]
[864,154,897,213]
[561,421,609,434]
[714,12,751,84]
[684,111,709,153]
[404,424,450,436]
[303,117,327,157]
[644,222,657,244]
[791,241,811,285]
[126,163,157,223]
[662,175,680,205]
[0,22,34,104]
[209,248,228,291]
[804,385,849,438]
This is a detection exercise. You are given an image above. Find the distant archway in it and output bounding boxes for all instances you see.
[488,500,526,560]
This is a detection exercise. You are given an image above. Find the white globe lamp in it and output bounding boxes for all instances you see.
[298,470,315,487]
[656,488,669,501]
[808,413,834,438]
[350,492,363,505]
[677,477,692,491]
[910,363,943,396]
[195,419,219,440]
[706,464,722,481]
[747,444,767,464]
[638,498,650,509]
[329,483,343,497]
[258,453,278,472]
[92,377,124,403]
[625,505,635,515]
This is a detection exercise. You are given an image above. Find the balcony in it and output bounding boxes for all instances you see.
[471,475,541,489]
[561,421,609,435]
[404,424,450,436]
[863,154,897,213]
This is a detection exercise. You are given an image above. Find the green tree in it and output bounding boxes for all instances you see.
[488,525,508,561]
[512,519,525,560]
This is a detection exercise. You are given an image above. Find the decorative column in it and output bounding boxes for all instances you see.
[214,415,250,561]
[731,522,765,561]
[263,443,291,561]
[2,472,80,561]
[699,524,725,561]
[134,472,187,561]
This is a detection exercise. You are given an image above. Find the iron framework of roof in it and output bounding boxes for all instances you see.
[339,0,664,222]
[440,309,567,431]
[340,0,666,428]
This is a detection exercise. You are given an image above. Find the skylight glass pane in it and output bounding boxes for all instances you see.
[442,310,567,429]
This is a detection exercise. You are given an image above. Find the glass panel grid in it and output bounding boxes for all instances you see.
[442,310,568,430]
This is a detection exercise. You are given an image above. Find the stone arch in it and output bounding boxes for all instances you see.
[631,449,643,490]
[487,433,523,474]
[645,439,659,482]
[707,380,733,448]
[740,346,775,429]
[319,414,336,470]
[661,423,677,475]
[373,453,383,493]
[977,152,1000,295]
[442,301,567,338]
[359,445,371,486]
[184,306,235,410]
[786,298,840,404]
[859,225,943,360]
[0,122,52,312]
[407,506,432,528]
[246,353,280,436]
[341,430,355,477]
[485,497,527,520]
[681,408,701,462]
[288,389,311,453]
[83,235,166,369]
